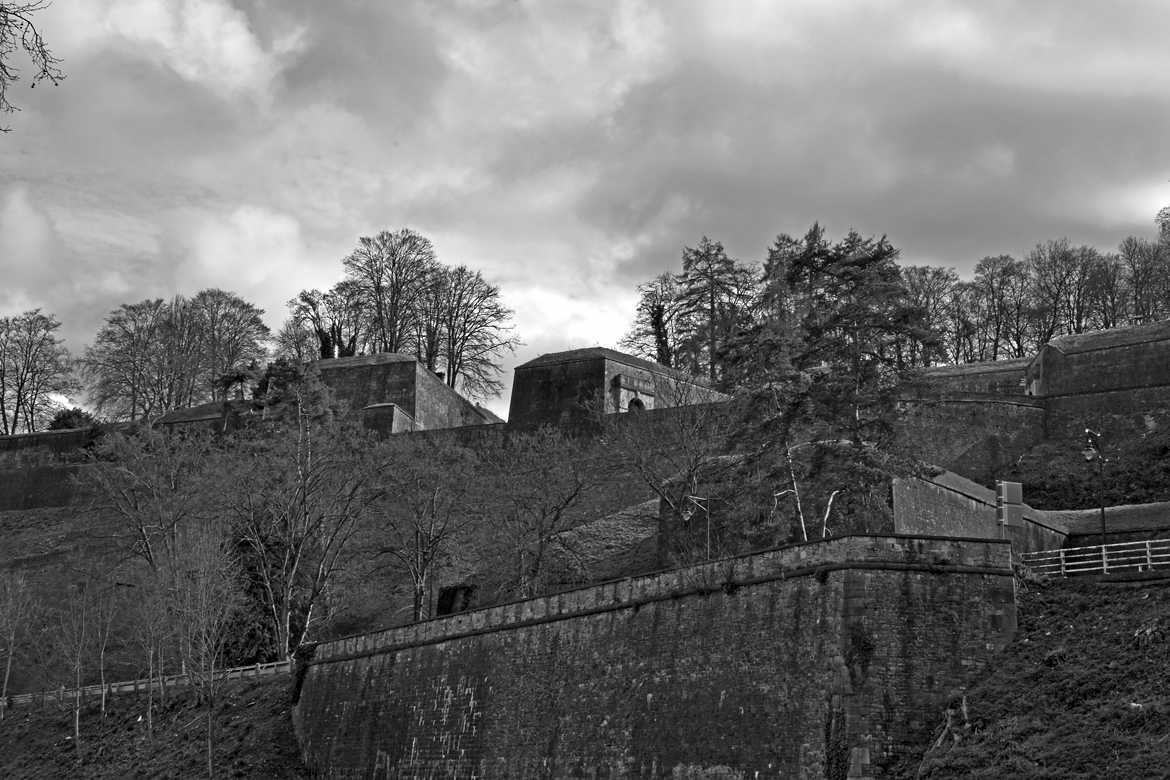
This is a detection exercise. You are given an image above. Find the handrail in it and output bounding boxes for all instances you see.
[1020,538,1170,577]
[1,659,291,710]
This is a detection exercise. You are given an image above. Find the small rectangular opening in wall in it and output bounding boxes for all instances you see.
[436,584,477,616]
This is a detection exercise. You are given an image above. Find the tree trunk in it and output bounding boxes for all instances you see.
[99,644,107,716]
[73,661,82,760]
[206,706,214,779]
[1,626,15,719]
[145,646,154,740]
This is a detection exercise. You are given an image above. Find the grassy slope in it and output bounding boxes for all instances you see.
[898,577,1170,779]
[0,675,307,779]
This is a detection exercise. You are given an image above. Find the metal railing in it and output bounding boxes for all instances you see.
[2,659,291,710]
[1020,538,1170,577]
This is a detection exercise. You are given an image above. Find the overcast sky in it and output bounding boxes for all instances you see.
[3,0,1169,418]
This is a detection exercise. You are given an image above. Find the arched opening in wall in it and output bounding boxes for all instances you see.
[628,398,645,412]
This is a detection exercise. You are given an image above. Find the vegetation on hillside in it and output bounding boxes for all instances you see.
[1006,426,1170,510]
[898,577,1170,779]
[0,675,305,779]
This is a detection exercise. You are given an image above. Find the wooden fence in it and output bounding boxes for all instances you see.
[2,659,291,711]
[1020,538,1170,577]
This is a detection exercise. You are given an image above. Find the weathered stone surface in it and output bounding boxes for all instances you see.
[315,354,493,431]
[892,472,1066,553]
[294,535,1015,779]
[508,347,726,429]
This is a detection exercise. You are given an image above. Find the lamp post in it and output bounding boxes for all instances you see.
[1082,428,1107,552]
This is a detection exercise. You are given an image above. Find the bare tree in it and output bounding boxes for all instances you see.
[439,265,519,399]
[189,289,270,401]
[412,264,449,373]
[54,580,92,761]
[368,436,475,621]
[84,430,213,574]
[620,273,690,368]
[598,394,736,562]
[222,390,369,661]
[0,309,74,434]
[0,570,35,718]
[126,569,170,739]
[900,265,958,365]
[91,582,120,717]
[1119,235,1170,325]
[343,229,437,354]
[477,428,587,599]
[1026,239,1078,345]
[272,317,317,364]
[82,291,269,420]
[0,1,63,130]
[286,281,365,360]
[169,519,240,780]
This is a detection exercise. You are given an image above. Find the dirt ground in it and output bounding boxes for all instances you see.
[0,675,307,779]
[898,575,1170,779]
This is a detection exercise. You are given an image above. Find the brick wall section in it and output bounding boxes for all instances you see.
[294,534,1015,779]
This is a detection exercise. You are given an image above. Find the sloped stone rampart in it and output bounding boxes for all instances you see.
[895,397,1046,484]
[294,534,1015,779]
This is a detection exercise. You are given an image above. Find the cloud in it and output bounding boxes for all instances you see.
[45,0,305,102]
[6,0,1170,418]
[0,186,68,312]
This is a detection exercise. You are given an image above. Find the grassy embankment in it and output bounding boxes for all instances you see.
[0,675,306,779]
[901,576,1170,779]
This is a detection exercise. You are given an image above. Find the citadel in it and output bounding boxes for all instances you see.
[3,319,1170,778]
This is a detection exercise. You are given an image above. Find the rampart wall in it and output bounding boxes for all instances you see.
[0,463,86,511]
[895,397,1046,485]
[1033,328,1170,398]
[294,534,1015,779]
[916,358,1030,396]
[1045,387,1170,441]
[892,472,1067,553]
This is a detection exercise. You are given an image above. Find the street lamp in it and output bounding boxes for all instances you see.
[1082,428,1107,552]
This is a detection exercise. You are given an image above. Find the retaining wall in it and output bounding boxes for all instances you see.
[895,397,1047,484]
[294,534,1015,779]
[892,473,1068,553]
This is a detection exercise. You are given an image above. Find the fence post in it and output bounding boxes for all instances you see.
[1101,545,1109,574]
[1146,540,1153,570]
[1060,549,1066,577]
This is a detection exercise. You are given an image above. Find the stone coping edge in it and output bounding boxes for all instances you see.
[311,534,1012,666]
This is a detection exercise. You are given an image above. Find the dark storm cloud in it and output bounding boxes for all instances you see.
[2,0,1169,416]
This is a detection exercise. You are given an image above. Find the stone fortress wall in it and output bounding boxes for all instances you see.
[294,534,1015,779]
[507,347,727,429]
[905,319,1170,481]
[5,323,1170,778]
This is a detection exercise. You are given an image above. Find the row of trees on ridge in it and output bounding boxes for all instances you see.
[280,228,519,399]
[0,227,519,433]
[623,215,1170,389]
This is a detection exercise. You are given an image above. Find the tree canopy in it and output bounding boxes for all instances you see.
[0,308,74,434]
[81,290,270,421]
[284,228,519,400]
